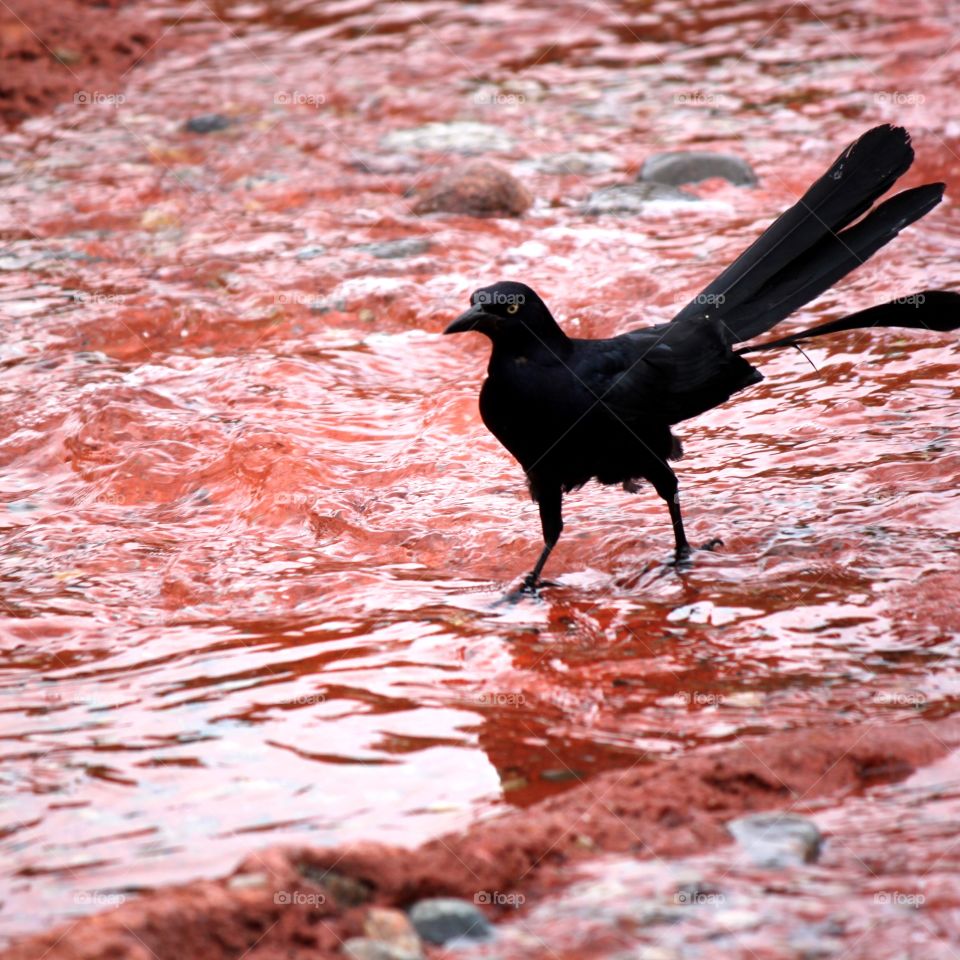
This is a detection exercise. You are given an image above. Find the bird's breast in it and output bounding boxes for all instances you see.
[478,364,592,471]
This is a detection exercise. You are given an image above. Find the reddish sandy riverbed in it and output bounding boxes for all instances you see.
[2,0,960,956]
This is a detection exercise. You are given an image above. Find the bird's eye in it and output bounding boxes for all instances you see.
[506,303,520,314]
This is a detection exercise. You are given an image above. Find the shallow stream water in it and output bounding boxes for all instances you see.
[2,0,960,945]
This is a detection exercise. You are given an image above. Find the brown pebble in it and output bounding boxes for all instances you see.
[412,161,531,217]
[363,907,423,957]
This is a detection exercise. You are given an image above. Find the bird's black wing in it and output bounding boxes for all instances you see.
[574,317,763,428]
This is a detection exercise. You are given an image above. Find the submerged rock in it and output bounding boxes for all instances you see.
[356,238,431,259]
[581,182,697,214]
[294,245,327,260]
[610,949,680,960]
[413,161,531,217]
[526,151,619,175]
[342,939,420,960]
[363,907,423,957]
[350,152,422,174]
[408,897,493,944]
[183,113,234,134]
[639,150,757,186]
[727,812,823,867]
[382,121,514,154]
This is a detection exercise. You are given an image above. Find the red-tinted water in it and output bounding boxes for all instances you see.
[2,0,960,944]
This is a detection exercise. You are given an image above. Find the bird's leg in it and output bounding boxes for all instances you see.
[647,462,690,565]
[521,487,563,592]
[522,544,555,592]
[647,463,721,565]
[666,491,723,563]
[667,494,692,563]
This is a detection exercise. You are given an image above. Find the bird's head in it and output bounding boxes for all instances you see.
[444,281,565,346]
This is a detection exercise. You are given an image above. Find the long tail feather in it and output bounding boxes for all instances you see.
[738,290,960,354]
[671,125,927,343]
[724,182,945,340]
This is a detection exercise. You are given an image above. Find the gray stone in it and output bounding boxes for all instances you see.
[527,151,619,175]
[629,903,686,925]
[342,938,420,960]
[381,122,514,155]
[183,113,234,134]
[45,249,100,262]
[350,152,422,175]
[674,880,725,907]
[727,812,822,868]
[294,245,327,260]
[611,949,680,960]
[355,238,430,259]
[298,865,372,906]
[0,248,99,271]
[639,150,757,187]
[408,897,493,944]
[581,182,698,215]
[789,934,844,959]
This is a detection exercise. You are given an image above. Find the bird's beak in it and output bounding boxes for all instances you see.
[444,302,491,335]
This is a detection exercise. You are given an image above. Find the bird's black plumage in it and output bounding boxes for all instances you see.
[444,125,960,591]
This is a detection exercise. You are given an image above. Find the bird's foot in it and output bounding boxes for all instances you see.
[667,538,722,569]
[501,582,539,605]
[500,573,558,603]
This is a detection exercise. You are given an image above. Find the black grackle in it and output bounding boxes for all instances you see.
[444,125,960,591]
